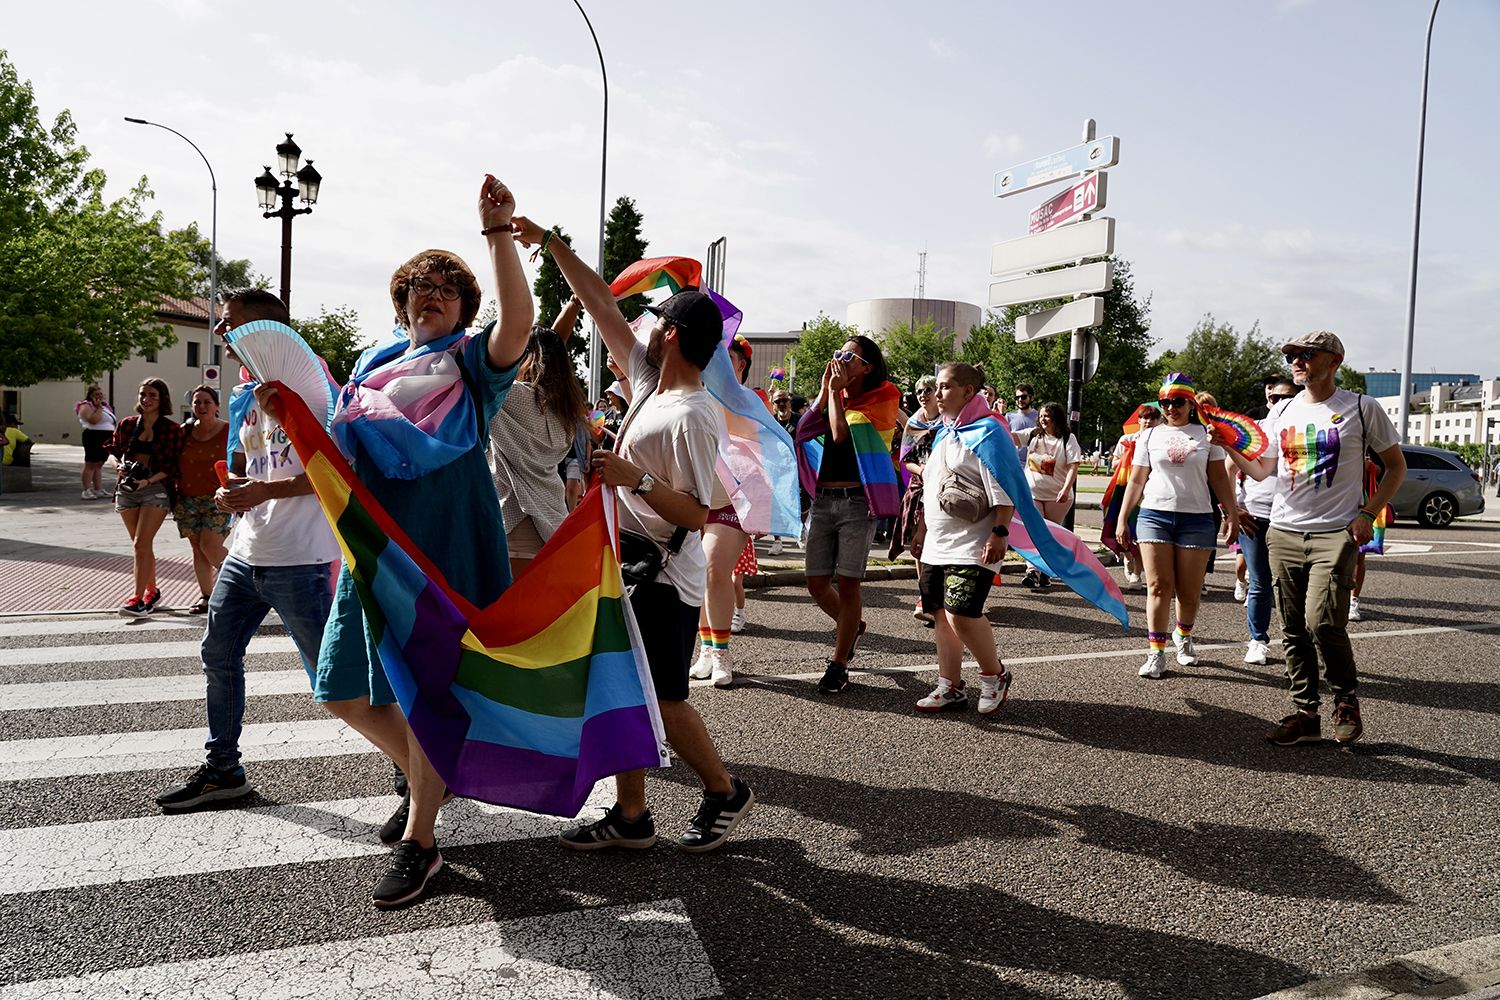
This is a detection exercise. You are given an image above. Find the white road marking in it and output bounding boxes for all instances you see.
[0,785,616,895]
[0,636,297,668]
[0,899,719,1000]
[0,668,309,710]
[0,718,369,781]
[0,615,281,638]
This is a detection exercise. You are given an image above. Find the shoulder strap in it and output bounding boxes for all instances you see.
[453,345,486,444]
[1357,391,1368,459]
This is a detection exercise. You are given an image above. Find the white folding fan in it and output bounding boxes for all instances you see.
[224,319,339,427]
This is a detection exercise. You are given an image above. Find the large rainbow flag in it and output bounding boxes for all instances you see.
[795,381,903,519]
[272,386,669,817]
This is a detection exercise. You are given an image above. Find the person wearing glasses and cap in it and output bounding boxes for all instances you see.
[1227,331,1405,747]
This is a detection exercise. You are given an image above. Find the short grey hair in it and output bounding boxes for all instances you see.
[915,375,937,393]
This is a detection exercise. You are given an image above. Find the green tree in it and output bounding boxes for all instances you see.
[1337,364,1367,394]
[960,257,1157,449]
[786,314,858,398]
[164,223,268,297]
[530,226,589,369]
[1156,314,1287,414]
[603,196,650,321]
[878,319,958,391]
[295,305,368,385]
[0,50,194,386]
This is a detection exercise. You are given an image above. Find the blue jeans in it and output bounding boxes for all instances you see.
[1239,515,1272,643]
[202,555,334,769]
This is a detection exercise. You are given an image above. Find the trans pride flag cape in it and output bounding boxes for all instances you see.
[608,258,801,538]
[795,381,904,519]
[272,387,669,816]
[937,393,1130,630]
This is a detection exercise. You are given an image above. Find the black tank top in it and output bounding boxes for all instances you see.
[818,434,860,484]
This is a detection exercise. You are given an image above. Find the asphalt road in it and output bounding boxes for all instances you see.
[2,519,1498,999]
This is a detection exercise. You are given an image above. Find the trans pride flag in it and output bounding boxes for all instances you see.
[796,381,903,519]
[273,387,669,817]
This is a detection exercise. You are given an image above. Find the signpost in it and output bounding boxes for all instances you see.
[994,135,1119,198]
[990,217,1115,277]
[1014,297,1105,344]
[1029,173,1105,234]
[989,261,1114,309]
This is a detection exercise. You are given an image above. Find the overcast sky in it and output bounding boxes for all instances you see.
[7,0,1498,375]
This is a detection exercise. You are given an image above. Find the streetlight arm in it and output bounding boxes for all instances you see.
[572,0,609,398]
[1397,0,1442,445]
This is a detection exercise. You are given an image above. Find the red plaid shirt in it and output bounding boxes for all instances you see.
[108,415,185,503]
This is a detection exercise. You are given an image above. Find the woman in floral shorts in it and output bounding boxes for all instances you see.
[174,385,232,614]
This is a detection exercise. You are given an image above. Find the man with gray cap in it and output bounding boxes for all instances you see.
[1227,331,1405,746]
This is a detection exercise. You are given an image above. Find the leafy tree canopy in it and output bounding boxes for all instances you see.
[877,319,958,392]
[1337,364,1367,394]
[295,305,368,385]
[164,222,268,298]
[1153,314,1287,414]
[786,314,859,399]
[603,196,650,320]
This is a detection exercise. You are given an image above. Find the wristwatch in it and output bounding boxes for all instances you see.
[632,472,656,496]
[991,523,1009,537]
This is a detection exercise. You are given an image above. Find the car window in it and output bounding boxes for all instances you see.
[1403,450,1459,471]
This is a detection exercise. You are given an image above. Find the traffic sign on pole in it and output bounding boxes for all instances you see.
[1013,297,1105,344]
[990,217,1115,277]
[994,136,1119,198]
[989,261,1114,309]
[1029,173,1106,234]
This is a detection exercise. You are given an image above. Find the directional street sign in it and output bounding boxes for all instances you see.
[1013,297,1106,344]
[990,217,1115,278]
[1029,173,1106,234]
[994,136,1119,198]
[989,261,1114,309]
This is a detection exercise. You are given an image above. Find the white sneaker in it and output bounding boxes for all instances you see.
[82,489,96,500]
[1173,633,1199,666]
[1244,639,1269,665]
[977,672,1012,715]
[1124,567,1141,586]
[1234,580,1247,602]
[730,608,747,634]
[689,647,714,680]
[1138,651,1167,679]
[768,538,784,557]
[1347,597,1362,622]
[710,649,733,688]
[916,678,968,713]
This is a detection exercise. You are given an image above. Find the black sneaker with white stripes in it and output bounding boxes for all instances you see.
[558,803,658,851]
[678,777,755,853]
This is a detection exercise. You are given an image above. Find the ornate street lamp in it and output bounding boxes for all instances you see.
[257,133,321,309]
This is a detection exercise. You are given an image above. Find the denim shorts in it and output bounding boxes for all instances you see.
[114,481,171,512]
[1136,508,1218,550]
[804,490,877,579]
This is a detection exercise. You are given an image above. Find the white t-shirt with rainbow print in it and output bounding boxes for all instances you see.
[1263,388,1397,534]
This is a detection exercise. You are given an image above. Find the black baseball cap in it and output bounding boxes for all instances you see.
[644,289,723,339]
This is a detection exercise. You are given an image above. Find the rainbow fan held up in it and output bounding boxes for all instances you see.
[1200,404,1270,460]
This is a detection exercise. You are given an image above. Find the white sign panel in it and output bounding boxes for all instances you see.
[989,261,1115,309]
[1014,297,1105,344]
[990,218,1116,277]
[993,136,1120,198]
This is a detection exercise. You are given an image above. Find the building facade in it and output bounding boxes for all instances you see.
[1375,378,1500,447]
[1364,370,1479,398]
[845,298,983,351]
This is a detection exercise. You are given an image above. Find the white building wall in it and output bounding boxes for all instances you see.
[1376,378,1500,447]
[845,298,984,350]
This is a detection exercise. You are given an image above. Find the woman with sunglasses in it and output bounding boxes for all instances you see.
[1115,373,1239,679]
[1020,402,1082,591]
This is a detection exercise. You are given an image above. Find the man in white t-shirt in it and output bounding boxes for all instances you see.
[1229,331,1405,746]
[518,217,754,855]
[155,290,341,812]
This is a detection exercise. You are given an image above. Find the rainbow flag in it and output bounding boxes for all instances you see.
[272,387,668,817]
[1361,459,1391,555]
[795,381,903,518]
[610,256,703,299]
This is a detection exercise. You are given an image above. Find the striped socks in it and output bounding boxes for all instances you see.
[1147,631,1169,654]
[1173,620,1194,643]
[698,627,730,651]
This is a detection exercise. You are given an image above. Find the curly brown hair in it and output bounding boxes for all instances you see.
[389,249,482,332]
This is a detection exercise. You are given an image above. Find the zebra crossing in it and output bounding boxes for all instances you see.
[0,613,721,999]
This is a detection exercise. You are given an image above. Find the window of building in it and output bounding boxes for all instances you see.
[143,349,157,363]
[2,390,18,419]
[211,343,222,366]
[186,341,201,368]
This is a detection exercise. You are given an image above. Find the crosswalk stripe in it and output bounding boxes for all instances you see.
[0,718,367,781]
[0,636,297,668]
[0,785,615,895]
[0,616,270,638]
[0,668,309,710]
[0,898,719,999]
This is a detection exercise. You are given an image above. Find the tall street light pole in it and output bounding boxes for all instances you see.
[572,0,609,399]
[255,133,322,311]
[123,116,218,387]
[1398,0,1442,446]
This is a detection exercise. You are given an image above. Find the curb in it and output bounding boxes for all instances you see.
[1252,934,1500,1000]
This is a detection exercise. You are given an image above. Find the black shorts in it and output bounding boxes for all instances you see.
[82,429,113,463]
[918,564,995,619]
[627,580,698,702]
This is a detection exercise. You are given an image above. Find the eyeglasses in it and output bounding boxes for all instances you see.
[1159,398,1189,410]
[1015,394,1031,401]
[916,388,934,395]
[410,277,461,302]
[1283,348,1318,364]
[1269,393,1296,403]
[833,350,867,365]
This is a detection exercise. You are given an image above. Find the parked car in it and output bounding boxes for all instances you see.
[1383,446,1485,528]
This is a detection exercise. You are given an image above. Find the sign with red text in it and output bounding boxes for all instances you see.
[1029,173,1106,234]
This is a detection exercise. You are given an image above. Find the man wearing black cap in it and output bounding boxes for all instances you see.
[510,215,754,854]
[1227,331,1405,747]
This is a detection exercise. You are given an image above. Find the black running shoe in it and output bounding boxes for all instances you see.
[558,803,658,851]
[679,778,755,853]
[392,761,408,796]
[816,660,849,694]
[141,587,161,613]
[155,763,252,812]
[379,791,411,845]
[372,839,443,909]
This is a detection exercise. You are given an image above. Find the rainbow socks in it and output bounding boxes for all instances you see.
[698,627,730,651]
[1147,631,1169,653]
[1173,621,1194,643]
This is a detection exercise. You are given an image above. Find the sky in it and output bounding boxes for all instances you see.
[6,0,1499,377]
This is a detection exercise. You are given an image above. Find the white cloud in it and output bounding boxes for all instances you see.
[983,133,1026,159]
[927,38,956,60]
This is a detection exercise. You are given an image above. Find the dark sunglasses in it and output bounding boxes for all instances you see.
[1283,349,1318,364]
[833,350,867,365]
[1269,393,1296,403]
[1159,398,1189,410]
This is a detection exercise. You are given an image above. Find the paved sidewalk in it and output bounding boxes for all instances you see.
[1253,934,1500,999]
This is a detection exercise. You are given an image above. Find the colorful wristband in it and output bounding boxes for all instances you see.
[1358,509,1377,522]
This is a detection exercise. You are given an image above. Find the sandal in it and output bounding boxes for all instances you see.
[188,594,211,615]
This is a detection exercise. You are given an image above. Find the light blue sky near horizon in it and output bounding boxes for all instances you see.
[6,0,1497,381]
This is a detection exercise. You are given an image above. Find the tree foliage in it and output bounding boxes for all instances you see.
[877,319,958,391]
[529,226,588,370]
[164,222,267,298]
[295,305,367,385]
[786,314,859,398]
[1337,364,1367,394]
[1154,314,1287,414]
[603,196,649,320]
[960,257,1157,448]
[0,50,194,386]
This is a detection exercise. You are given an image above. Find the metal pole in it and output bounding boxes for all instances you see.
[278,186,294,310]
[1062,117,1097,533]
[573,0,608,399]
[1398,0,1441,446]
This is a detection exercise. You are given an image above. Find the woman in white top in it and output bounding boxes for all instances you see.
[1116,373,1239,679]
[488,297,586,580]
[1022,401,1081,591]
[75,384,116,499]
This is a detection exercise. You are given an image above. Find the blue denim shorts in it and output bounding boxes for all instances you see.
[1136,508,1217,550]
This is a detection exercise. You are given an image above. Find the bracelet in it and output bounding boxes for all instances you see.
[480,224,511,236]
[539,229,554,255]
[1358,509,1377,522]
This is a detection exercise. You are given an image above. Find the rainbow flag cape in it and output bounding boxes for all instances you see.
[937,393,1129,630]
[272,387,668,817]
[1361,460,1391,555]
[1100,404,1154,557]
[608,259,801,538]
[795,381,903,519]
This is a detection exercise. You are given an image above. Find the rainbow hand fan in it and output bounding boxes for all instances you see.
[225,319,339,428]
[1200,404,1268,460]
